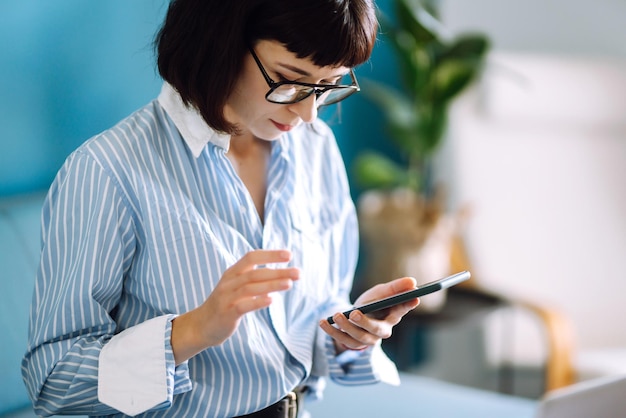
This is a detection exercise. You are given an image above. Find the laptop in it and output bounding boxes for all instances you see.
[536,374,626,418]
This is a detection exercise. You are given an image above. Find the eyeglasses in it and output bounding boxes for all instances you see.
[249,47,360,106]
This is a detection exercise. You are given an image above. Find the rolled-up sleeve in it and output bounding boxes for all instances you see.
[324,335,400,386]
[21,152,192,416]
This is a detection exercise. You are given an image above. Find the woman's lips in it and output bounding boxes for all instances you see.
[271,120,294,132]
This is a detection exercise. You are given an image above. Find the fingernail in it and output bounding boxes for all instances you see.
[351,311,362,321]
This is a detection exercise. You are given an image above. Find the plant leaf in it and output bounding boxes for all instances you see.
[418,104,448,155]
[395,0,448,43]
[361,79,418,154]
[378,8,430,95]
[431,34,490,101]
[353,152,409,189]
[439,34,490,61]
[431,59,477,102]
[356,0,490,196]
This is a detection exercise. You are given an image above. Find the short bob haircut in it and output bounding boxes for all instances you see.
[155,0,378,134]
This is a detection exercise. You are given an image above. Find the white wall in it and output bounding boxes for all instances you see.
[440,0,626,59]
[434,0,626,375]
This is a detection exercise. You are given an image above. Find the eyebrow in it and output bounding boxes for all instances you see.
[277,62,349,80]
[278,62,312,77]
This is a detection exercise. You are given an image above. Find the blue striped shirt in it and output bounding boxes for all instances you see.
[21,84,399,417]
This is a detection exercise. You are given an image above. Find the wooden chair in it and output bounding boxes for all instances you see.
[449,233,577,392]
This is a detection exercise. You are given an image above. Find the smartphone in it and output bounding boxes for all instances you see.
[326,270,471,324]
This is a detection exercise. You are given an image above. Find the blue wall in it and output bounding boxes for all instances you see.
[0,0,397,198]
[0,1,168,196]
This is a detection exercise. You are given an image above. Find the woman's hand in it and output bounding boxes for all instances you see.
[171,249,299,364]
[319,277,419,353]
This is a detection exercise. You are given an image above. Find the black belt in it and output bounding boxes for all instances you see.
[235,390,301,418]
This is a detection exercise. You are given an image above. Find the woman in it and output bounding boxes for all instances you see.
[22,0,419,417]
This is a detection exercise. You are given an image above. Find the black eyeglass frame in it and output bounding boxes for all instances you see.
[248,47,360,105]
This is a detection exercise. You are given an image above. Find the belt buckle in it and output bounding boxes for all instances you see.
[285,391,297,418]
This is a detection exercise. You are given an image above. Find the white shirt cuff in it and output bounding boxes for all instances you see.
[98,315,180,416]
[371,343,401,386]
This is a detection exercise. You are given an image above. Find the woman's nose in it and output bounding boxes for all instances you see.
[288,94,318,123]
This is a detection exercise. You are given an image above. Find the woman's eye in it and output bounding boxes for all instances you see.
[319,77,342,86]
[329,75,348,85]
[276,73,293,83]
[275,71,342,86]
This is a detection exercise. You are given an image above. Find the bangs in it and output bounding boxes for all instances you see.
[247,0,378,68]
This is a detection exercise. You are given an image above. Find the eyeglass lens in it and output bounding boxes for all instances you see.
[267,84,355,105]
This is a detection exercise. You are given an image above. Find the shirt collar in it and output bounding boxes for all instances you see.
[157,82,231,158]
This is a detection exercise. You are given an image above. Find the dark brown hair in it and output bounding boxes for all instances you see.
[155,0,378,134]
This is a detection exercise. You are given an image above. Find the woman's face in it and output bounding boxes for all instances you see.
[225,39,350,141]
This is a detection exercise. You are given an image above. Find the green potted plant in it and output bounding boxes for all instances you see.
[353,0,490,310]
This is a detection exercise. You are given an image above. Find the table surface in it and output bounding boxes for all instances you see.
[304,373,537,418]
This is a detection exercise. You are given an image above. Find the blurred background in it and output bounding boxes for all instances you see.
[1,0,625,412]
[438,0,626,383]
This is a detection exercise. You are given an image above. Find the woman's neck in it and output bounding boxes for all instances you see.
[226,134,271,222]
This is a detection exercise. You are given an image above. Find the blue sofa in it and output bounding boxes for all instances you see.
[0,192,537,418]
[1,192,48,417]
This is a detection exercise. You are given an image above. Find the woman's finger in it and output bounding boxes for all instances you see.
[226,249,292,275]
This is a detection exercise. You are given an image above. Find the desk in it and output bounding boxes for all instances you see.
[305,373,537,418]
